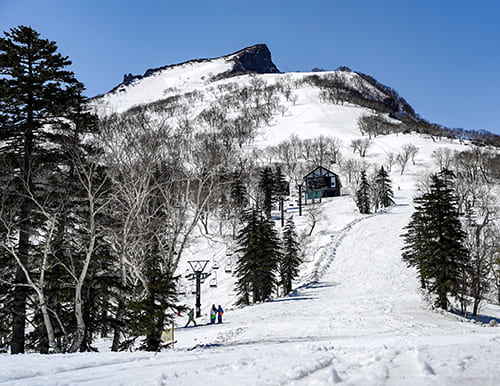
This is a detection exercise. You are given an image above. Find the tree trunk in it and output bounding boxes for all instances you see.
[11,253,28,354]
[39,300,61,353]
[112,251,127,352]
[111,298,125,352]
[11,123,34,354]
[69,212,95,353]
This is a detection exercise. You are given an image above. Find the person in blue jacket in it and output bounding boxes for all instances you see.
[217,305,224,323]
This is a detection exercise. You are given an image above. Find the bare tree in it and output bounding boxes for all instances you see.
[431,148,453,170]
[100,109,224,350]
[278,105,288,117]
[407,144,419,165]
[351,139,371,158]
[397,144,414,175]
[386,152,396,172]
[0,144,109,354]
[306,201,322,236]
[463,192,498,316]
[0,188,61,353]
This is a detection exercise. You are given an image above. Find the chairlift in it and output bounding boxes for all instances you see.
[177,283,186,295]
[212,259,219,269]
[209,271,217,288]
[224,261,232,273]
[190,284,196,294]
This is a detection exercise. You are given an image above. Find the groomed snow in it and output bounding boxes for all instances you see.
[1,187,499,385]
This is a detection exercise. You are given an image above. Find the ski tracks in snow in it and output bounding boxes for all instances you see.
[300,209,382,286]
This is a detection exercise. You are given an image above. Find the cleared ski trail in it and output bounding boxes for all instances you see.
[1,194,499,385]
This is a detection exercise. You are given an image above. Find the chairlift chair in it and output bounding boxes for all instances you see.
[177,284,186,295]
[224,261,232,273]
[212,259,219,269]
[209,271,217,288]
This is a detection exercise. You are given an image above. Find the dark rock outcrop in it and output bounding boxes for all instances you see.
[229,44,279,74]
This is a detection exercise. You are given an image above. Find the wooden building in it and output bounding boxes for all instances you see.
[303,166,341,198]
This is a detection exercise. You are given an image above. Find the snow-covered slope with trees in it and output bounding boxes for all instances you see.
[1,188,499,384]
[2,44,498,385]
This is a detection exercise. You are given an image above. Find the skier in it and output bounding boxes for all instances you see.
[184,308,197,328]
[210,304,217,324]
[217,305,224,323]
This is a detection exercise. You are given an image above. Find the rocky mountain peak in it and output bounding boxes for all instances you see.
[229,43,280,75]
[119,43,279,88]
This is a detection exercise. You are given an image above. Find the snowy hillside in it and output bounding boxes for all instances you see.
[2,186,499,385]
[2,47,498,384]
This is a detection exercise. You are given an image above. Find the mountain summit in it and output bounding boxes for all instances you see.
[227,43,280,75]
[121,43,279,87]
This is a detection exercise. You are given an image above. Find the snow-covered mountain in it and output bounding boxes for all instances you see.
[94,44,280,114]
[3,45,498,385]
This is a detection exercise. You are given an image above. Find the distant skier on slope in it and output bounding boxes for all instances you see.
[210,304,217,324]
[185,309,197,328]
[217,305,224,323]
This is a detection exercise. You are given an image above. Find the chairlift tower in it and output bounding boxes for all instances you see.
[188,260,209,318]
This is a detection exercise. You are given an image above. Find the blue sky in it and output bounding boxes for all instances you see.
[1,0,499,134]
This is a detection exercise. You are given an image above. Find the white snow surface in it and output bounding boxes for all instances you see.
[1,190,499,385]
[2,62,499,385]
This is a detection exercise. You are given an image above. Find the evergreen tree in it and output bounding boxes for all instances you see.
[356,170,371,214]
[259,166,276,218]
[257,215,282,300]
[280,217,302,294]
[274,166,288,197]
[235,208,281,304]
[0,25,96,353]
[402,170,469,310]
[234,209,261,305]
[373,166,394,211]
[230,171,249,213]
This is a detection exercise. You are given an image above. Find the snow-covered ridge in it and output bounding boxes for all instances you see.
[93,43,280,114]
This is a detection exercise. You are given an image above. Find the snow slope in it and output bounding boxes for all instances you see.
[2,53,499,385]
[1,187,499,385]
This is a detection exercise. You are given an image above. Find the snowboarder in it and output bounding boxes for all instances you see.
[217,305,224,323]
[210,304,217,324]
[184,308,197,328]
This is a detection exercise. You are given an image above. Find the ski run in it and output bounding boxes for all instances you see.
[1,186,499,385]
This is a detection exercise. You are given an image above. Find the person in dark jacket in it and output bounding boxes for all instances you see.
[210,304,217,324]
[217,305,224,323]
[185,309,197,328]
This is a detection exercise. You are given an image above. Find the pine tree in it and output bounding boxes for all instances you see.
[257,215,282,300]
[374,166,394,211]
[402,170,469,310]
[235,209,281,304]
[234,209,261,305]
[356,170,371,214]
[280,217,302,295]
[0,26,96,353]
[230,171,249,213]
[259,166,276,218]
[274,166,288,197]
